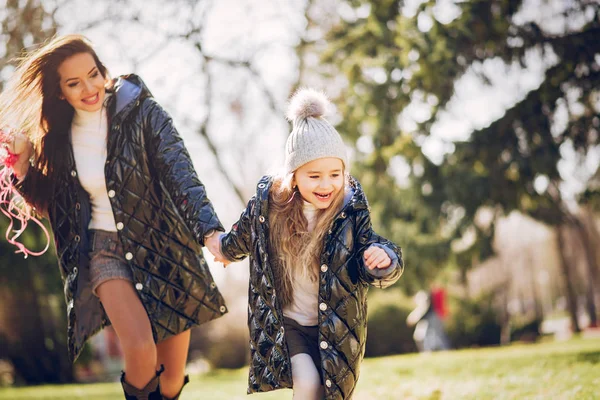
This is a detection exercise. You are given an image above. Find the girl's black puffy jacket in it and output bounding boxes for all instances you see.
[221,175,403,400]
[16,75,227,361]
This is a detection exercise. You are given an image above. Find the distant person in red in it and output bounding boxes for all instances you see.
[407,289,451,352]
[431,287,448,319]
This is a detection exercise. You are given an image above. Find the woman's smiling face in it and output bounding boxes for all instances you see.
[58,52,106,112]
[294,157,345,209]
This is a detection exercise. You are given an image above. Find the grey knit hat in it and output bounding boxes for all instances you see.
[284,88,348,173]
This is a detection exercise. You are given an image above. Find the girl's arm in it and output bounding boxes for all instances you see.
[219,196,256,262]
[355,209,403,288]
[142,97,223,246]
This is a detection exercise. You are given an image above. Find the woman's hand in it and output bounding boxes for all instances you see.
[7,132,33,180]
[205,233,230,267]
[363,245,392,270]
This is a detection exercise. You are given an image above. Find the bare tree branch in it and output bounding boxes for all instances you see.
[195,46,247,204]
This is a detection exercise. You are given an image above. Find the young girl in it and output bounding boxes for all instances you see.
[206,88,403,400]
[1,35,227,399]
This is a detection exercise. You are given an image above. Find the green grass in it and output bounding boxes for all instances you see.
[1,337,599,399]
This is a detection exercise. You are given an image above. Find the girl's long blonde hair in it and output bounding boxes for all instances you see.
[268,171,346,307]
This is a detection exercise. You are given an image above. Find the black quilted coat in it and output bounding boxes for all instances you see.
[221,175,403,400]
[15,75,227,362]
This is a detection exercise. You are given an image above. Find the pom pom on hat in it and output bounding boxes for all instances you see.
[283,87,348,173]
[286,88,330,121]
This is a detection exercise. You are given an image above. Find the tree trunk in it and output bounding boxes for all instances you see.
[526,251,544,321]
[572,217,599,327]
[556,225,581,333]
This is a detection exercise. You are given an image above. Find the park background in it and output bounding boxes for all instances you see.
[0,0,599,398]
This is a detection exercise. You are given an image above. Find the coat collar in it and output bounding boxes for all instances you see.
[108,74,153,121]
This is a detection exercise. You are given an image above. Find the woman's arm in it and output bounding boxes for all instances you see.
[141,97,223,246]
[4,134,48,218]
[7,132,33,181]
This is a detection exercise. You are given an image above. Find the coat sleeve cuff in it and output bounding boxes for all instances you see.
[365,243,399,278]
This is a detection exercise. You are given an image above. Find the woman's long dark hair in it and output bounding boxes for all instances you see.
[0,34,109,212]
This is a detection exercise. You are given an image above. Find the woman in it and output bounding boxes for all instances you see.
[1,34,227,399]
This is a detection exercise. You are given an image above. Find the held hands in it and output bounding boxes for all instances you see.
[363,245,392,270]
[205,233,230,267]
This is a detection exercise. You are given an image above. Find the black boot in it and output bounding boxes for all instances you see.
[163,375,189,400]
[120,365,165,400]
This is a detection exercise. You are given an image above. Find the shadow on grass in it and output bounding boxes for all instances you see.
[540,350,600,367]
[576,351,600,364]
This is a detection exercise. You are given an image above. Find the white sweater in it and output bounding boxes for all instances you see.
[282,201,320,326]
[71,105,117,232]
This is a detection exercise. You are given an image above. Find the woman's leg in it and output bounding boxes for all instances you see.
[291,353,324,400]
[97,279,157,389]
[156,329,191,399]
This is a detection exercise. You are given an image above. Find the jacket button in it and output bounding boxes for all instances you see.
[259,216,265,223]
[108,190,116,198]
[280,326,285,334]
[320,264,328,272]
[75,203,81,210]
[73,267,78,275]
[219,305,227,313]
[325,379,332,388]
[71,170,77,177]
[135,283,143,290]
[74,235,80,242]
[258,183,266,189]
[319,303,327,311]
[320,341,328,349]
[125,252,133,260]
[340,212,346,218]
[210,282,216,289]
[116,222,124,230]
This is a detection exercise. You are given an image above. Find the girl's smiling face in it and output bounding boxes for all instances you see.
[58,52,106,112]
[294,157,345,209]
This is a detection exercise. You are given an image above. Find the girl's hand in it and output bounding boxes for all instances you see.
[205,233,230,267]
[364,245,392,270]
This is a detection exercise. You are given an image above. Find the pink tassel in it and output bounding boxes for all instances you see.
[0,130,50,258]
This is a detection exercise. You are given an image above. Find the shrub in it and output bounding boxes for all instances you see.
[445,291,502,348]
[510,318,541,343]
[365,290,418,357]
